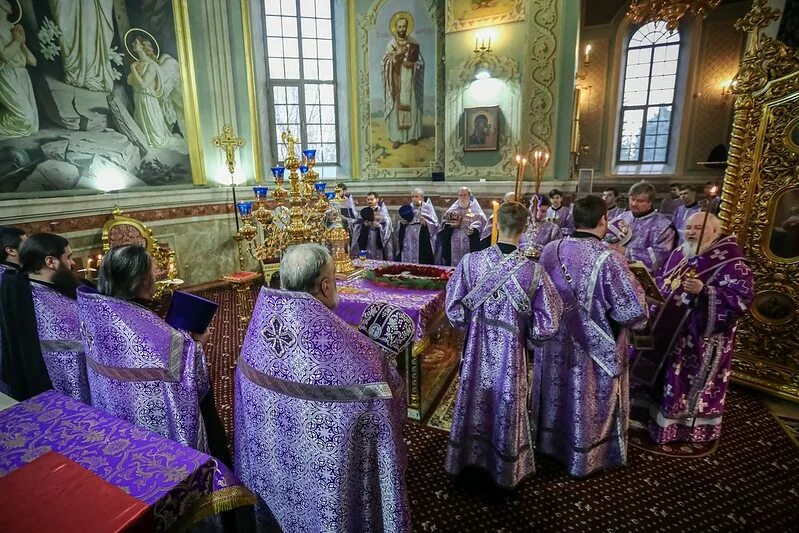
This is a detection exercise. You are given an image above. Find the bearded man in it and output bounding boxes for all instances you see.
[673,185,702,245]
[397,187,438,264]
[351,191,393,260]
[382,14,424,150]
[439,187,487,266]
[631,212,753,444]
[0,233,89,402]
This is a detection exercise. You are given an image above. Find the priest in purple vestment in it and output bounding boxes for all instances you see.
[397,188,439,264]
[439,187,488,266]
[77,245,230,467]
[536,196,648,477]
[659,183,683,220]
[519,194,563,255]
[351,191,394,260]
[0,233,89,403]
[673,185,702,245]
[445,201,562,488]
[0,226,26,395]
[631,213,753,444]
[609,181,676,272]
[235,243,412,532]
[603,187,625,221]
[545,189,574,236]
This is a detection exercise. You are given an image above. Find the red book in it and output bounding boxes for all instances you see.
[0,451,154,533]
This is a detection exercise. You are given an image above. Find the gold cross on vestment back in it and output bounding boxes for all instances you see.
[212,124,246,177]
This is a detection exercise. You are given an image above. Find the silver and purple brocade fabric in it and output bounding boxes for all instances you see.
[30,282,89,403]
[235,288,410,533]
[610,210,676,272]
[445,246,562,488]
[0,391,253,531]
[640,236,753,443]
[358,302,415,357]
[535,237,648,477]
[399,199,439,264]
[76,291,209,452]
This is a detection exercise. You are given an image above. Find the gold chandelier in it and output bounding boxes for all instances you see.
[627,0,722,31]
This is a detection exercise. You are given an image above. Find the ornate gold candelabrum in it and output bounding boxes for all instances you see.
[219,128,354,275]
[523,149,550,259]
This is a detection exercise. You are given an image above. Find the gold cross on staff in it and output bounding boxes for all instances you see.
[212,124,246,177]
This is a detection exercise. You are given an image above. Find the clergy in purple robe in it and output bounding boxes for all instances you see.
[0,233,89,403]
[673,185,702,245]
[0,226,26,395]
[519,194,563,255]
[397,187,439,264]
[602,187,625,221]
[536,196,648,477]
[77,244,230,467]
[545,189,574,236]
[610,181,676,272]
[439,187,488,266]
[658,183,683,220]
[631,213,753,444]
[445,202,562,488]
[235,244,412,532]
[351,191,394,260]
[332,183,358,245]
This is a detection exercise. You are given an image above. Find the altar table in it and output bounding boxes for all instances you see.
[335,260,463,421]
[0,391,255,532]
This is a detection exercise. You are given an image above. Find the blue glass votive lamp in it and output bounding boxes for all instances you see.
[358,250,368,261]
[236,201,253,217]
[253,186,269,199]
[299,165,309,174]
[271,166,285,180]
[325,191,336,200]
[302,149,317,161]
[314,182,326,193]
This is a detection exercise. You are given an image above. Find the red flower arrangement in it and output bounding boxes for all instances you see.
[364,264,452,290]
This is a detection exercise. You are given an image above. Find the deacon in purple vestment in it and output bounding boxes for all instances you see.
[235,244,412,532]
[445,202,562,488]
[0,233,90,403]
[545,189,574,236]
[0,226,26,395]
[397,188,439,264]
[536,196,648,477]
[351,191,394,260]
[519,194,563,254]
[610,181,676,272]
[631,213,753,444]
[439,187,488,266]
[77,245,214,454]
[673,185,702,245]
[603,187,625,221]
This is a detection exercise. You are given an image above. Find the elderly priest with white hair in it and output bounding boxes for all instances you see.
[631,212,753,445]
[235,243,415,532]
[397,187,439,264]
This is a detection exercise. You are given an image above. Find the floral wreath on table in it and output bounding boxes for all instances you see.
[364,264,452,290]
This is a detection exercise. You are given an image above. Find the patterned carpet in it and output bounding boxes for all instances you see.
[197,286,799,531]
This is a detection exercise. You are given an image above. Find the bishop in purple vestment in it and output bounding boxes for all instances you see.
[0,233,90,403]
[536,196,648,477]
[610,181,676,272]
[439,187,488,266]
[445,202,562,488]
[397,188,439,264]
[673,185,702,245]
[519,194,563,255]
[235,244,412,532]
[351,192,394,260]
[77,245,214,454]
[631,213,753,444]
[0,226,26,396]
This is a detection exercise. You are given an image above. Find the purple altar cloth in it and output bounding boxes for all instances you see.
[335,260,449,341]
[0,391,254,531]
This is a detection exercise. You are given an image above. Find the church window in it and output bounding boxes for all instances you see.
[617,22,681,164]
[265,0,338,164]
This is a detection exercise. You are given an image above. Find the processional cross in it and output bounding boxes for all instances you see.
[212,124,247,231]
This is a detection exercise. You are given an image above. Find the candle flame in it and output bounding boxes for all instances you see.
[710,186,718,195]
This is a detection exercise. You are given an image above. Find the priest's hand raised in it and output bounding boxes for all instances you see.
[682,278,704,295]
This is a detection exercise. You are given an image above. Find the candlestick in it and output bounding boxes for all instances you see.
[491,200,500,245]
[513,154,527,202]
[84,257,93,280]
[695,185,719,256]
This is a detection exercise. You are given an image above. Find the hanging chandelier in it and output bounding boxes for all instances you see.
[627,0,722,31]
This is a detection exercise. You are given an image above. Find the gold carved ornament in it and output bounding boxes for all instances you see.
[627,0,722,31]
[720,0,799,401]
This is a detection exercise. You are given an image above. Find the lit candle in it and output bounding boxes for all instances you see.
[695,185,719,256]
[491,200,500,245]
[475,34,479,51]
[487,35,492,50]
[84,257,93,279]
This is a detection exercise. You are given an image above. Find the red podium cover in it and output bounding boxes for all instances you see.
[0,451,154,533]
